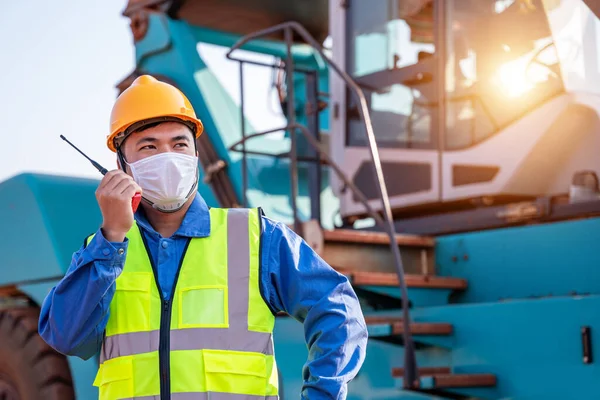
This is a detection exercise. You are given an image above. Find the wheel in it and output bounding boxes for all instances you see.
[0,306,75,400]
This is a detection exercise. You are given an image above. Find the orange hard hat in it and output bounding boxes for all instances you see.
[107,75,204,152]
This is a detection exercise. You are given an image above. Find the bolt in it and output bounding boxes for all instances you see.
[452,256,458,262]
[463,254,469,261]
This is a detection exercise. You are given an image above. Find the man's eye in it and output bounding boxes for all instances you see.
[140,145,155,150]
[175,143,188,148]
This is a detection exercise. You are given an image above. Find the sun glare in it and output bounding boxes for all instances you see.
[494,57,534,97]
[493,51,553,98]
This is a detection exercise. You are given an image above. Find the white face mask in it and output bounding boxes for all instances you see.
[126,152,199,212]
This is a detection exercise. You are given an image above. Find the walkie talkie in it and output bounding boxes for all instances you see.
[60,135,142,212]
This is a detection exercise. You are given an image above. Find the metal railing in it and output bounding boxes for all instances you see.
[226,21,419,389]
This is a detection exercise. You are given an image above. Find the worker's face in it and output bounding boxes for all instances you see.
[121,122,197,166]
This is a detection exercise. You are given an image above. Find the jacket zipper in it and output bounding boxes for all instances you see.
[139,226,191,400]
[160,299,172,399]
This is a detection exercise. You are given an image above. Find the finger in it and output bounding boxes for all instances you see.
[132,181,142,195]
[104,172,133,193]
[121,181,142,196]
[111,176,136,195]
[118,182,138,196]
[122,184,140,198]
[97,170,123,191]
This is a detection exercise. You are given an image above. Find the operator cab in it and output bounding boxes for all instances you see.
[328,0,600,222]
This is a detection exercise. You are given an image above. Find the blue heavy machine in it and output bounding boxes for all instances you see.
[1,0,600,398]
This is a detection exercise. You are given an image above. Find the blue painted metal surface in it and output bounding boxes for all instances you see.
[0,175,101,398]
[435,216,600,303]
[395,295,600,399]
[360,286,454,307]
[0,173,100,285]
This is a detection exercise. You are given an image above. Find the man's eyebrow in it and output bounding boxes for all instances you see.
[172,135,192,142]
[136,137,157,146]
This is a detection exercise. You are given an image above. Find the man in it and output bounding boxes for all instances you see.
[38,75,368,400]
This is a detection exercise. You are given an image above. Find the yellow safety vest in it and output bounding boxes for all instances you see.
[90,208,279,400]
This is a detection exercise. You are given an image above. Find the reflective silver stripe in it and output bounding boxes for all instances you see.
[170,328,273,354]
[227,208,250,332]
[125,394,277,400]
[100,327,273,361]
[123,396,160,400]
[226,210,275,357]
[100,330,160,363]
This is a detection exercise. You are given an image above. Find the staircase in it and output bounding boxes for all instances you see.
[226,20,499,399]
[314,227,498,398]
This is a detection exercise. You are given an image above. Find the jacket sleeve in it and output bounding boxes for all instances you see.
[260,217,368,399]
[38,228,128,360]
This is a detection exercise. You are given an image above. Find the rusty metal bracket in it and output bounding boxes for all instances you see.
[202,160,227,184]
[300,219,324,256]
[122,0,170,17]
[305,100,328,116]
[130,10,150,42]
[122,0,171,42]
[496,201,547,223]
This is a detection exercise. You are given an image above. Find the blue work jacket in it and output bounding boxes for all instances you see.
[38,194,368,399]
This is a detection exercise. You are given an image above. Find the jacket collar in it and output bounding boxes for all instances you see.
[134,194,211,238]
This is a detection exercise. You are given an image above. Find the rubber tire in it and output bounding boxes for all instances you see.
[0,307,75,400]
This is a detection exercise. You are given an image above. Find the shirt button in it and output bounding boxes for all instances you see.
[102,249,110,256]
[161,241,168,249]
[118,248,125,255]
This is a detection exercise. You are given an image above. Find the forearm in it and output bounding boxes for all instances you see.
[38,229,127,359]
[299,279,368,399]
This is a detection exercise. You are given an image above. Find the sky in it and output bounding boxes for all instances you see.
[0,1,135,182]
[0,1,289,186]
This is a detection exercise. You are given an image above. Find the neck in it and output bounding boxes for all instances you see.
[141,194,195,238]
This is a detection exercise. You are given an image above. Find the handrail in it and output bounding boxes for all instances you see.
[226,21,419,388]
[228,123,386,228]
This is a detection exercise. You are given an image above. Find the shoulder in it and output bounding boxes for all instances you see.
[257,211,291,233]
[214,207,301,246]
[259,214,305,255]
[260,214,285,232]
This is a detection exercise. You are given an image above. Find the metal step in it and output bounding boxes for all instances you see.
[392,367,451,376]
[342,270,467,290]
[365,316,453,337]
[299,224,463,306]
[323,229,434,247]
[393,368,497,389]
[337,270,467,308]
[317,228,436,276]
